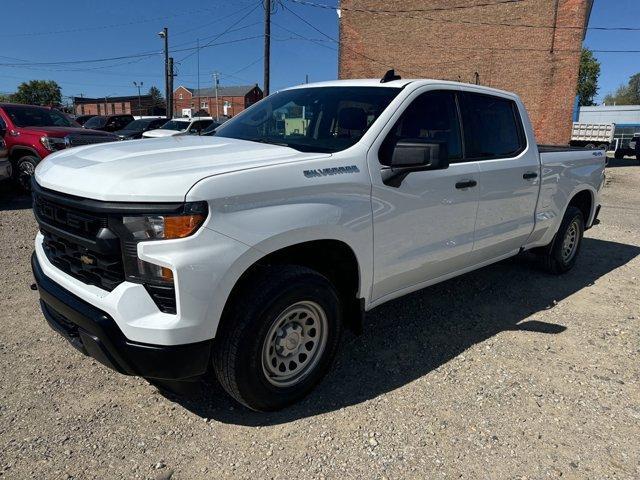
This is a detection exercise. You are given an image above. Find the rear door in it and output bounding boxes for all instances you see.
[369,89,480,301]
[459,91,540,259]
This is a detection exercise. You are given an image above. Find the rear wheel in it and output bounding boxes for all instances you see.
[13,155,38,192]
[213,265,342,411]
[540,206,585,274]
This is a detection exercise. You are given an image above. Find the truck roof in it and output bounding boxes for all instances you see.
[283,78,520,99]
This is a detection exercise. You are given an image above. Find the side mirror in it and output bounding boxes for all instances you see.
[381,139,449,187]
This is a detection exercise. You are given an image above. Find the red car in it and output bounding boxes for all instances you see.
[0,103,118,191]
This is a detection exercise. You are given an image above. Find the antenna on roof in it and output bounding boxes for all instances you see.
[380,69,401,83]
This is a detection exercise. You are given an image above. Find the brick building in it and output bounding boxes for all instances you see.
[173,84,263,118]
[73,95,162,117]
[339,0,593,145]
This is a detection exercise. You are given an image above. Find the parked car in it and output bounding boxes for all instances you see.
[0,103,118,191]
[83,114,135,133]
[0,137,9,182]
[114,118,168,140]
[31,76,605,411]
[142,118,214,138]
[74,114,96,126]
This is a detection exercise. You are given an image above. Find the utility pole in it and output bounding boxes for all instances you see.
[158,27,170,118]
[263,0,271,96]
[213,72,220,121]
[196,38,200,117]
[133,81,143,116]
[168,57,175,118]
[305,74,309,84]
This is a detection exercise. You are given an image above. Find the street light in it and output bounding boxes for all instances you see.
[158,28,170,118]
[133,81,143,116]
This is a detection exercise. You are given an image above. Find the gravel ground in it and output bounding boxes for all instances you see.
[0,157,639,480]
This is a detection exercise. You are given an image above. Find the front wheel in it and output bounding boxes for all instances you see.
[13,155,38,192]
[213,265,342,411]
[540,206,585,274]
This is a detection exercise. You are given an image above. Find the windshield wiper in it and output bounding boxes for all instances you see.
[246,138,333,153]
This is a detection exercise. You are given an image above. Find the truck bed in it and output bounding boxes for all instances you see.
[538,144,590,153]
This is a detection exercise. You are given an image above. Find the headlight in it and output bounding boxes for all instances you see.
[40,135,68,152]
[118,202,207,288]
[121,212,206,240]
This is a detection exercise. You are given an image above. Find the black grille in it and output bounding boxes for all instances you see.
[66,133,118,147]
[144,284,177,314]
[34,191,125,292]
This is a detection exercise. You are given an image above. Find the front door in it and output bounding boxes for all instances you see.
[369,89,480,302]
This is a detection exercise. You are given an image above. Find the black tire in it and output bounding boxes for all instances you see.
[13,155,38,192]
[540,206,584,274]
[213,265,342,411]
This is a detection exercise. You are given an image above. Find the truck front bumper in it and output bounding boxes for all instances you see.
[32,253,212,380]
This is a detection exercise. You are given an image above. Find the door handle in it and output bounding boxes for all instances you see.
[523,171,538,180]
[455,180,477,189]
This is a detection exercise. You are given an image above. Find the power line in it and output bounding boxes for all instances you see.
[287,0,640,32]
[173,2,259,37]
[0,5,252,38]
[0,34,264,69]
[291,0,527,13]
[177,2,263,63]
[282,2,640,55]
[281,4,422,76]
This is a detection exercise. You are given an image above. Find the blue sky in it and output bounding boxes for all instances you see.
[0,0,637,104]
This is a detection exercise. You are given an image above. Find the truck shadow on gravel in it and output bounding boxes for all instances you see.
[165,237,640,426]
[0,183,32,211]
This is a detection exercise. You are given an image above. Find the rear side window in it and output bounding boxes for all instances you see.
[379,90,462,165]
[460,92,525,159]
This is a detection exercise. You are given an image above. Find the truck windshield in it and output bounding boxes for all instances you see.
[3,105,75,128]
[214,86,401,153]
[83,116,107,129]
[161,120,190,131]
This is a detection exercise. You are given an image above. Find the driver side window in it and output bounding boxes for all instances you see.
[379,91,462,165]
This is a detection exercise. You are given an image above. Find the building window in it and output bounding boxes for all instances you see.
[179,93,183,99]
[111,103,116,114]
[97,104,101,115]
[80,104,85,114]
[201,101,208,109]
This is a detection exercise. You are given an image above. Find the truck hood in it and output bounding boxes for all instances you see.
[21,126,114,137]
[35,135,330,202]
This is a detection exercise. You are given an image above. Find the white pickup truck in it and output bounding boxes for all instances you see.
[31,76,605,411]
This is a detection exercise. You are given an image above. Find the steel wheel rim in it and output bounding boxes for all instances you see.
[561,219,580,262]
[261,300,328,387]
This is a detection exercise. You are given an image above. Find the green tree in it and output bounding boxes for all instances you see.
[603,73,640,105]
[577,48,600,106]
[11,80,62,106]
[148,86,165,107]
